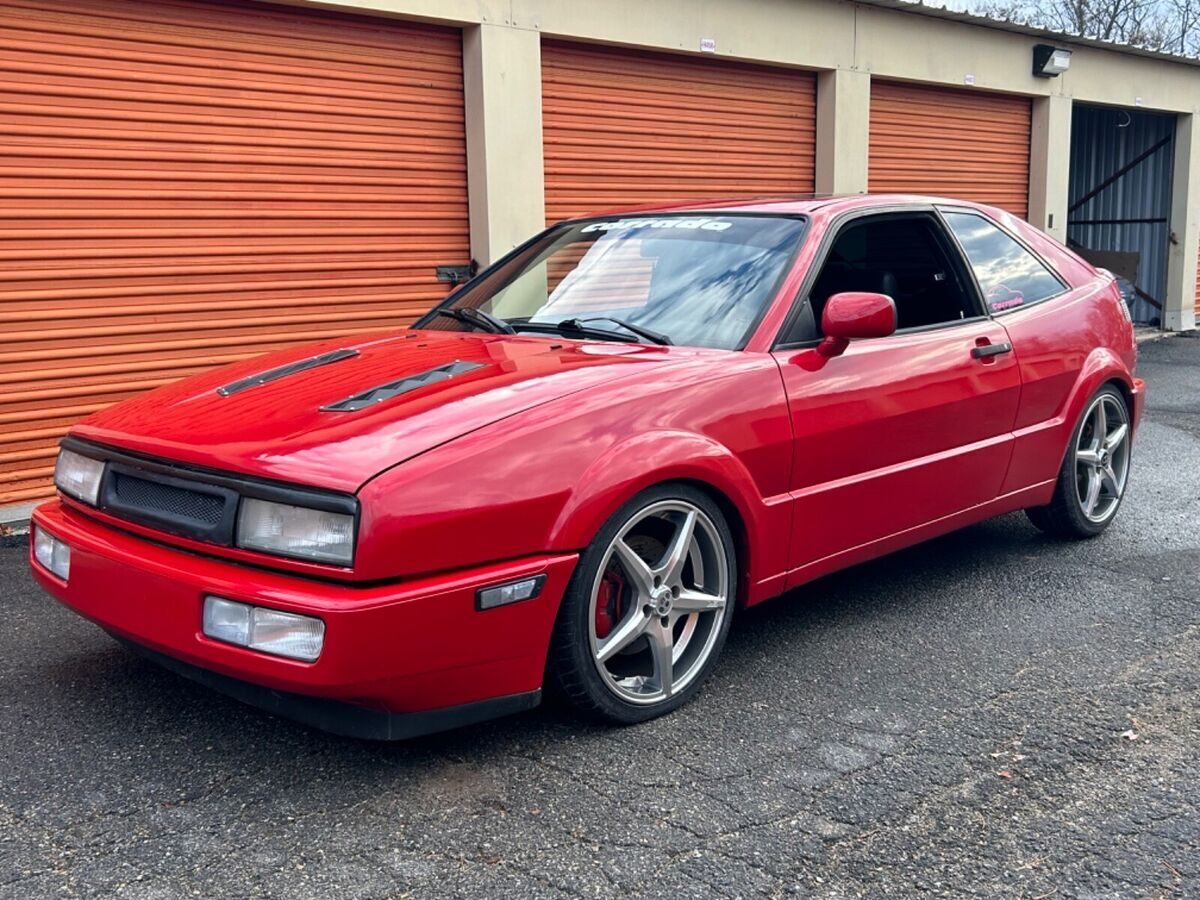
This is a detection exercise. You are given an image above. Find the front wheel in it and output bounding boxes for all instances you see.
[1026,384,1132,539]
[549,484,736,724]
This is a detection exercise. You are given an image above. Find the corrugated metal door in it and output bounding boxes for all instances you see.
[869,80,1032,218]
[542,41,816,223]
[0,0,469,505]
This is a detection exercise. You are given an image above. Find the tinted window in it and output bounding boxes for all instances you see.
[808,214,979,332]
[943,212,1064,313]
[424,215,807,350]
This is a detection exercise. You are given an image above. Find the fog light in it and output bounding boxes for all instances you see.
[203,596,325,662]
[33,526,71,580]
[476,574,546,610]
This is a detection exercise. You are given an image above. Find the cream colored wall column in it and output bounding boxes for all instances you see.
[463,24,545,266]
[815,68,870,196]
[1165,112,1199,331]
[1028,94,1072,241]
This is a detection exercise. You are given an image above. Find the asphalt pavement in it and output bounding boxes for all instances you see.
[2,333,1198,899]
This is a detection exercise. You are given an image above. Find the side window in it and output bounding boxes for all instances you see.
[943,212,1065,313]
[807,214,980,333]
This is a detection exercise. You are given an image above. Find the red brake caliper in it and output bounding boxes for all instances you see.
[594,570,626,639]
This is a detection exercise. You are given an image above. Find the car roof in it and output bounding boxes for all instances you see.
[585,194,1002,220]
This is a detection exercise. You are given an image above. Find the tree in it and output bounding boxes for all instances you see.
[965,0,1200,55]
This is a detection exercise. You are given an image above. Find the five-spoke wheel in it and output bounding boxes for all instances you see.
[1027,384,1133,539]
[550,485,736,723]
[1073,392,1131,524]
[589,500,729,705]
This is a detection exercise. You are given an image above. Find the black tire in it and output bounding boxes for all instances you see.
[1025,384,1131,539]
[549,483,737,725]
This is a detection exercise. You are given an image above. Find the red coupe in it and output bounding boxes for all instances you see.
[30,196,1143,738]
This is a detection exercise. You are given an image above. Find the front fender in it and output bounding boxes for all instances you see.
[547,430,789,603]
[354,354,794,591]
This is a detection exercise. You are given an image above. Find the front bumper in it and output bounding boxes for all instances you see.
[30,501,577,738]
[1131,376,1146,433]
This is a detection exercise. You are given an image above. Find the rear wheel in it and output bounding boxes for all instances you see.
[1025,385,1132,539]
[549,484,736,724]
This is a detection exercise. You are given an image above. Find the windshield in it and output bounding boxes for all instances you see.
[418,214,807,349]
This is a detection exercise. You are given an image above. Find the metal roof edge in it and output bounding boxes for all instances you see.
[852,0,1200,69]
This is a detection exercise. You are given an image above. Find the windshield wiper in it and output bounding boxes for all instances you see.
[435,307,515,335]
[511,315,671,346]
[559,316,672,346]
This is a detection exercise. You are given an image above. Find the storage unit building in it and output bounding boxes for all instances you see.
[0,0,1197,515]
[0,0,470,506]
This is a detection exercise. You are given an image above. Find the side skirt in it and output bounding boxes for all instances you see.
[770,480,1056,599]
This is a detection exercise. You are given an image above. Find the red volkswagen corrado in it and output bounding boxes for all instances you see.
[31,196,1143,739]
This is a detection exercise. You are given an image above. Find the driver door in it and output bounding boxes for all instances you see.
[771,211,1021,582]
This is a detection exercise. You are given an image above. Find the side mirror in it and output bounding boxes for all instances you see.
[817,292,897,358]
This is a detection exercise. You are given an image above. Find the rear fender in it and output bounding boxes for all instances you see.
[1064,348,1137,439]
[1004,346,1138,499]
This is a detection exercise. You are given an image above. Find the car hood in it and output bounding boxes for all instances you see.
[72,330,677,492]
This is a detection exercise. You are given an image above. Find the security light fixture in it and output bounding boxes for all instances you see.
[1033,44,1072,77]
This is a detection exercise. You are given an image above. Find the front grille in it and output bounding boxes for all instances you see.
[62,436,358,555]
[111,472,226,527]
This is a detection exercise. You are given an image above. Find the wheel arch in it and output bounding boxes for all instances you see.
[1062,348,1137,442]
[546,430,778,606]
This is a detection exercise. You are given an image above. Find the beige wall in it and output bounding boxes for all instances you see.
[291,0,1200,328]
[816,68,870,196]
[1028,95,1073,242]
[1166,113,1199,332]
[463,23,546,263]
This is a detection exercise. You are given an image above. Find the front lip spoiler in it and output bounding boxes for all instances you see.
[113,635,542,741]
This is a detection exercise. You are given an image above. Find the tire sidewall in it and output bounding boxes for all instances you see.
[551,482,738,724]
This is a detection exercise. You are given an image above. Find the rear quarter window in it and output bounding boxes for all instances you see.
[943,211,1066,313]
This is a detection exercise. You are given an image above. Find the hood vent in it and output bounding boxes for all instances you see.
[217,348,358,397]
[321,360,485,412]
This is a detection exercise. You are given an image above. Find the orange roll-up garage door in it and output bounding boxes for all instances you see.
[542,41,816,223]
[1195,242,1200,319]
[869,80,1032,218]
[0,0,469,505]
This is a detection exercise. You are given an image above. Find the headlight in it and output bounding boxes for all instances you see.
[55,447,104,505]
[236,498,355,565]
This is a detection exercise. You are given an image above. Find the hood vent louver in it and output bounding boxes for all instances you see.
[217,348,358,397]
[321,360,485,413]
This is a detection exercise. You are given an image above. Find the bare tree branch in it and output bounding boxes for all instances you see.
[965,0,1199,53]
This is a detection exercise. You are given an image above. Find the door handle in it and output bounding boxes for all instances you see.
[971,341,1012,359]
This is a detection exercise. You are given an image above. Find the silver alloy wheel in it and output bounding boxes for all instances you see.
[588,500,729,705]
[1074,393,1131,524]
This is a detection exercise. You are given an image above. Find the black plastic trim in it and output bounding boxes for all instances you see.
[101,462,239,544]
[321,360,484,412]
[113,636,542,741]
[216,348,358,397]
[972,341,1014,359]
[60,436,359,565]
[62,436,357,516]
